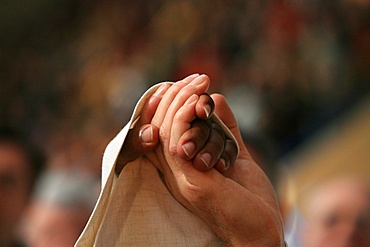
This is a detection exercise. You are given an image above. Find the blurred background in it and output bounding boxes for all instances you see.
[0,0,369,246]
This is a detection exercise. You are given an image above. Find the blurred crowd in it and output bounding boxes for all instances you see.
[0,0,369,246]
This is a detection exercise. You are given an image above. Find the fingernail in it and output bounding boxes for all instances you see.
[182,142,195,157]
[190,74,206,86]
[200,152,212,167]
[203,104,211,118]
[139,125,153,143]
[153,84,167,96]
[219,158,229,170]
[184,94,198,105]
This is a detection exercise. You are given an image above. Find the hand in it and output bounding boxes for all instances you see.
[116,74,235,174]
[149,75,284,246]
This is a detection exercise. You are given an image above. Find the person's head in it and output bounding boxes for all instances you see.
[21,169,98,247]
[299,176,370,247]
[0,126,46,245]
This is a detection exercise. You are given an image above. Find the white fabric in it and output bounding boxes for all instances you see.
[75,82,238,247]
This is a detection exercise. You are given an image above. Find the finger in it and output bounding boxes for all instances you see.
[116,124,160,175]
[176,93,214,159]
[138,124,159,151]
[125,84,170,152]
[151,73,200,127]
[177,119,212,160]
[115,84,170,173]
[214,138,238,173]
[136,75,199,153]
[140,83,171,124]
[211,93,262,189]
[211,93,248,159]
[163,75,211,153]
[192,121,225,171]
[195,93,214,120]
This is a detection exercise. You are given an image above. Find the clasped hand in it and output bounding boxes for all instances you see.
[117,74,284,247]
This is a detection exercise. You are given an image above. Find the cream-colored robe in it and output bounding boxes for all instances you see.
[75,83,238,247]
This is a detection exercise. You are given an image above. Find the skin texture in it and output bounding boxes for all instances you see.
[118,74,284,246]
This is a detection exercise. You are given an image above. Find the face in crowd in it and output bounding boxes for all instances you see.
[300,177,370,247]
[0,127,45,246]
[0,140,33,245]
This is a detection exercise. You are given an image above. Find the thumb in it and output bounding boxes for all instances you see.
[210,93,250,160]
[115,85,169,173]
